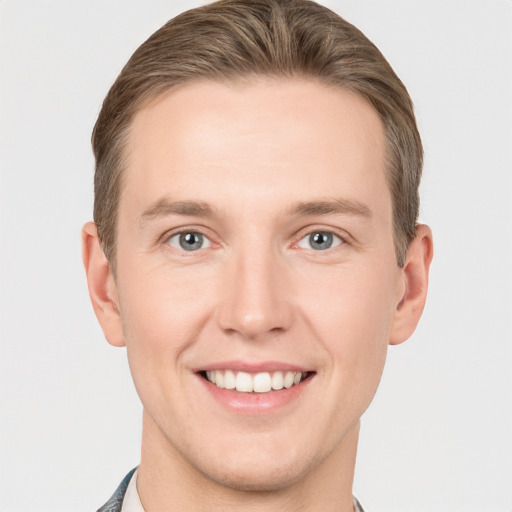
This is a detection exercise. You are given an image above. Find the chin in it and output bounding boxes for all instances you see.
[199,458,312,493]
[185,434,328,494]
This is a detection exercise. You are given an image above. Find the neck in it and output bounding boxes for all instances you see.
[137,410,359,512]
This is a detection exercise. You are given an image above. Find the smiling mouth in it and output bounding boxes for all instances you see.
[200,370,313,393]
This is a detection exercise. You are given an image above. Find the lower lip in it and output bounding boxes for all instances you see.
[197,374,313,414]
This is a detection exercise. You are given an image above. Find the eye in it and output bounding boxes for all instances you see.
[168,232,211,251]
[297,231,343,251]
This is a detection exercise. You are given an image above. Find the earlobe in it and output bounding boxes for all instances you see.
[82,222,125,347]
[389,224,433,345]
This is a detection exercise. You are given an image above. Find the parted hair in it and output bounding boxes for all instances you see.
[92,0,422,268]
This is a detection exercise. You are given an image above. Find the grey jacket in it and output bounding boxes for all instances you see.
[96,468,137,512]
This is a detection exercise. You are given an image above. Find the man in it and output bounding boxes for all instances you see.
[82,0,433,510]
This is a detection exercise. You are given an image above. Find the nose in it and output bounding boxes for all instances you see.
[216,245,293,340]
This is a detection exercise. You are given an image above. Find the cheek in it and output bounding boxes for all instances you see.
[116,261,214,389]
[296,261,398,393]
[299,259,397,336]
[118,255,211,332]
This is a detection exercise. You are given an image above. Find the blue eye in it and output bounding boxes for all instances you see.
[168,232,211,251]
[297,231,342,251]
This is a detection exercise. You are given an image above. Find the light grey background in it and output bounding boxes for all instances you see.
[1,1,511,511]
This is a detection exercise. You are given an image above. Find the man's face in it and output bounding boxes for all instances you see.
[113,78,404,490]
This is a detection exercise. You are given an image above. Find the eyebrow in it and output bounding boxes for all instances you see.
[139,196,372,226]
[288,198,372,218]
[139,198,215,225]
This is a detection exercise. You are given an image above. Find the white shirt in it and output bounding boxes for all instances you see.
[121,469,145,512]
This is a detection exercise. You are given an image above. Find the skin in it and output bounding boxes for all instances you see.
[83,78,433,512]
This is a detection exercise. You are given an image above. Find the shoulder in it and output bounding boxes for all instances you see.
[96,468,137,512]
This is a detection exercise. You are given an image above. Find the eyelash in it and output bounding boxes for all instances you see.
[162,227,349,253]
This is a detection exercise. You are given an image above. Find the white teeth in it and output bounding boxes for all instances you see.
[283,371,295,388]
[215,370,224,387]
[223,370,236,389]
[253,372,272,393]
[205,370,306,393]
[271,371,284,390]
[235,371,253,392]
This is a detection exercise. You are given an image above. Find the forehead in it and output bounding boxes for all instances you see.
[122,78,388,219]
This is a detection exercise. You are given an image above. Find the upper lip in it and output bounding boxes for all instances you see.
[193,360,313,373]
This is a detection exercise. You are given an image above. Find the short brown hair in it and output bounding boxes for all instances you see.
[92,0,422,268]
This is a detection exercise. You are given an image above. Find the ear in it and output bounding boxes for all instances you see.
[389,224,433,345]
[82,222,125,347]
